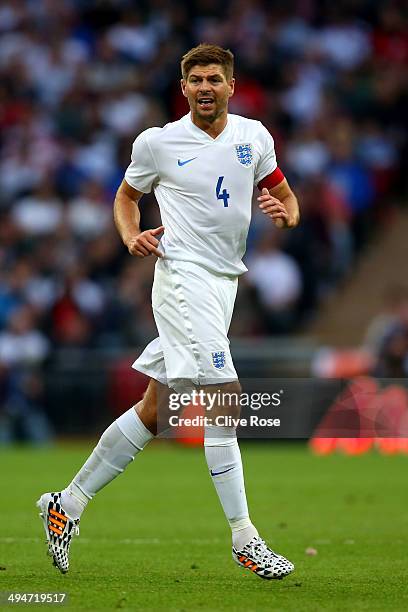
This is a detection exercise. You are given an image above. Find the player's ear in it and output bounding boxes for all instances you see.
[228,78,235,97]
[180,79,187,98]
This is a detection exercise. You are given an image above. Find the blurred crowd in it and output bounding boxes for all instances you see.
[365,285,408,379]
[0,0,407,439]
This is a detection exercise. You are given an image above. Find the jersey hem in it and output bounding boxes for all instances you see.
[161,255,246,279]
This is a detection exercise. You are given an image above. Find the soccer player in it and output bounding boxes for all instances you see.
[37,44,299,579]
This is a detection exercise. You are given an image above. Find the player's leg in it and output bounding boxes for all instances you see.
[136,260,294,579]
[61,379,159,515]
[202,380,257,546]
[37,378,159,573]
[203,385,294,579]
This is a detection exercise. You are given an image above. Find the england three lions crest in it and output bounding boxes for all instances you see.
[212,351,226,369]
[235,143,253,167]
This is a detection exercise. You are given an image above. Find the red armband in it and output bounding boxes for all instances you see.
[258,167,285,190]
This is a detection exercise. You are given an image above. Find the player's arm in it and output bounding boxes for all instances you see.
[257,175,300,229]
[113,179,164,258]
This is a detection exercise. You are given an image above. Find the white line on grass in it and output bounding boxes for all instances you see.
[0,537,221,545]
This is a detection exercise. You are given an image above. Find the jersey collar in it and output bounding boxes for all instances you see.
[183,113,231,143]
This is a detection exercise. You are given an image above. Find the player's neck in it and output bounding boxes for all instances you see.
[191,112,228,139]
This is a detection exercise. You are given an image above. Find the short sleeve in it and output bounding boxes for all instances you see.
[124,130,159,193]
[254,124,278,186]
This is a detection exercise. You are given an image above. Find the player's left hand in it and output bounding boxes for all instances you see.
[257,188,290,228]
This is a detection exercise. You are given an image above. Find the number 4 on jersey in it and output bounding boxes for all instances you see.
[216,176,230,208]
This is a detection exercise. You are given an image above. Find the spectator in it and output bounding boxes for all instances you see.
[311,8,371,70]
[375,324,408,378]
[0,304,51,444]
[365,286,408,356]
[12,178,63,236]
[326,120,374,249]
[67,179,111,240]
[246,230,302,334]
[0,304,48,365]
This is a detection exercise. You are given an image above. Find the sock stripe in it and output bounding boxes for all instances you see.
[101,456,126,473]
[116,423,145,452]
[72,481,92,501]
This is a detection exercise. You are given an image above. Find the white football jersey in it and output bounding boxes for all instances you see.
[124,113,277,276]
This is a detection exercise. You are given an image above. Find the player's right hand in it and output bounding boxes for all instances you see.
[126,226,165,258]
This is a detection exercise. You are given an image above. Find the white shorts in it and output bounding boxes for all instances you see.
[132,259,238,391]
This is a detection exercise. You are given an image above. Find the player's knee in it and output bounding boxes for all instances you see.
[219,380,242,396]
[217,380,242,419]
[135,401,156,435]
[135,380,158,434]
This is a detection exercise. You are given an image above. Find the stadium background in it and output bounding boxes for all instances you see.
[0,1,407,610]
[1,0,407,439]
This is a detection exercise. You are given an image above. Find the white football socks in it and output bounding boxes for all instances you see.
[60,407,154,520]
[204,426,258,550]
[60,412,257,550]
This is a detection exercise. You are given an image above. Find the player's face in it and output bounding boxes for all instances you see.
[181,64,234,124]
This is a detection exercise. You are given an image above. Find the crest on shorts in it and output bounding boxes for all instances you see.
[235,143,253,166]
[212,351,226,369]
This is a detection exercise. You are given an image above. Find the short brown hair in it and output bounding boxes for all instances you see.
[181,43,234,81]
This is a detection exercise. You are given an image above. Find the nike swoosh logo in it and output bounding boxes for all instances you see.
[210,467,234,477]
[178,157,197,166]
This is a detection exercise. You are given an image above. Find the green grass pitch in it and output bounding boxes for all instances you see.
[0,442,406,611]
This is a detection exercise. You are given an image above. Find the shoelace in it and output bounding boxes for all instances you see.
[53,520,80,541]
[246,538,279,566]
